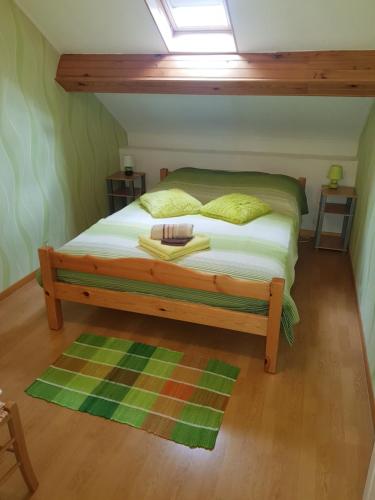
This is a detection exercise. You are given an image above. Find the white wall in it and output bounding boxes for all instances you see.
[104,94,371,232]
[120,145,357,231]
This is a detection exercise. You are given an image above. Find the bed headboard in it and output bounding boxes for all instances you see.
[160,168,306,190]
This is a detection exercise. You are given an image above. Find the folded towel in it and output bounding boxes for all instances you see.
[139,234,210,261]
[150,223,193,240]
[161,237,193,246]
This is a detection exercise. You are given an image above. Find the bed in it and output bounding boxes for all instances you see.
[38,167,307,373]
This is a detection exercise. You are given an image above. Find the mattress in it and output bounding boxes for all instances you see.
[51,168,308,343]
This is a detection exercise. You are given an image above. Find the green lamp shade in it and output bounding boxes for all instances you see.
[327,164,343,181]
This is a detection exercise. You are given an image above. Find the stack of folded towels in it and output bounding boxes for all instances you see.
[139,223,210,260]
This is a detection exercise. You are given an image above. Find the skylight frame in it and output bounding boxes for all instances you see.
[160,0,232,34]
[145,0,237,53]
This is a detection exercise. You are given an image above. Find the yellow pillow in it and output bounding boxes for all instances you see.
[200,193,271,224]
[140,189,202,218]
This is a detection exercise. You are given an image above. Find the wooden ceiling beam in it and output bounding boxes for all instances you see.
[56,51,375,96]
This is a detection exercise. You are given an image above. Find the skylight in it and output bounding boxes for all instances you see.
[162,0,231,31]
[146,0,236,53]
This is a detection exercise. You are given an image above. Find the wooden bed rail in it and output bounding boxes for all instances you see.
[50,251,271,301]
[38,246,285,373]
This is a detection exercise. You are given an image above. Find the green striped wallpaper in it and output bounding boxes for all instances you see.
[351,100,375,393]
[0,0,127,292]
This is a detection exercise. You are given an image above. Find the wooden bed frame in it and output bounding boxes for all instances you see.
[38,169,306,373]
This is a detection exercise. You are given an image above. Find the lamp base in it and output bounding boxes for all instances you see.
[327,180,339,189]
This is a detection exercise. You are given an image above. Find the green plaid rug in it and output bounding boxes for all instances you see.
[26,333,240,449]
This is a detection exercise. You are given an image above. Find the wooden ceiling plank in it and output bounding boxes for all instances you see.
[56,50,375,96]
[57,67,375,81]
[58,82,375,96]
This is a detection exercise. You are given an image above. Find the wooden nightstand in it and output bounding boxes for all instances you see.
[106,171,146,214]
[314,185,357,252]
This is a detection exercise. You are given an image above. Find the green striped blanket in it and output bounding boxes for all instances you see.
[54,168,307,344]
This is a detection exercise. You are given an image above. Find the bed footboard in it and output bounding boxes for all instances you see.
[38,246,284,373]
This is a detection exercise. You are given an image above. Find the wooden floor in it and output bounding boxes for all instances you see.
[0,242,373,500]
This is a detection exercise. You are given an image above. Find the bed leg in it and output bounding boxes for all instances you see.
[38,247,63,330]
[45,295,63,330]
[264,278,284,374]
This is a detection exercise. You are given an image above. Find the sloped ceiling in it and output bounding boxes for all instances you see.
[97,94,373,156]
[15,0,375,53]
[15,0,375,157]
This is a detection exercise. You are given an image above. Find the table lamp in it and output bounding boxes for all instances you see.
[121,154,135,176]
[327,164,343,189]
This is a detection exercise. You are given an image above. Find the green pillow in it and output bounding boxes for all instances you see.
[200,193,271,224]
[140,189,202,218]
